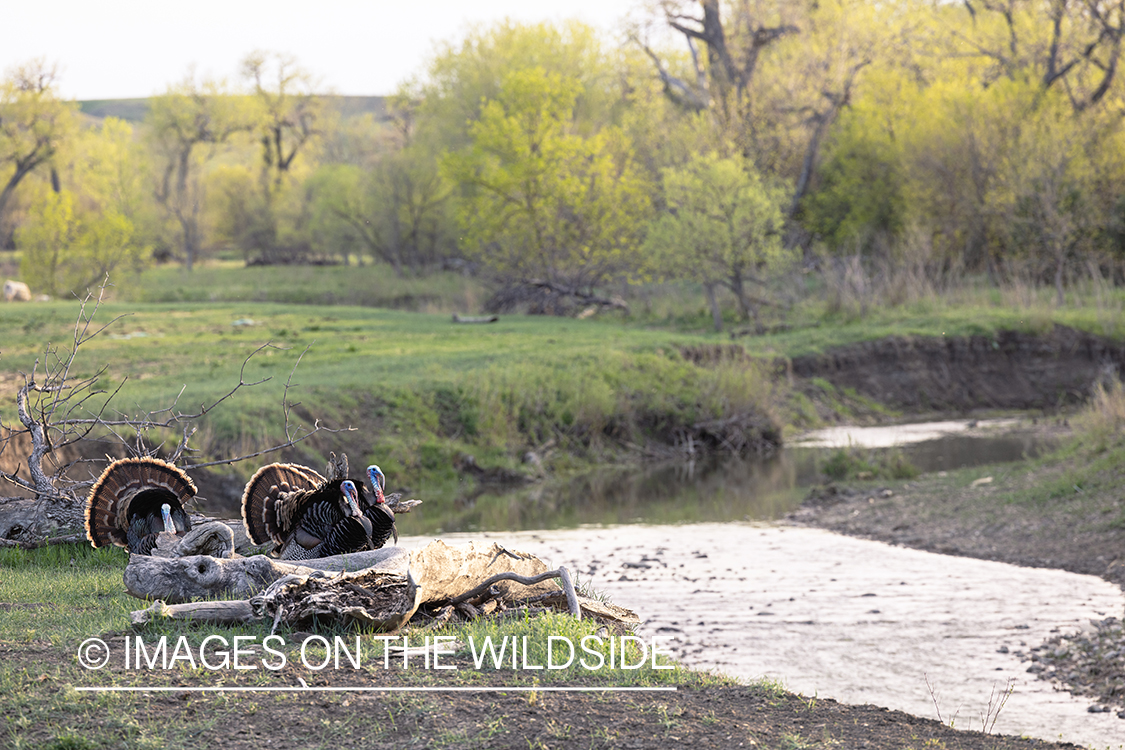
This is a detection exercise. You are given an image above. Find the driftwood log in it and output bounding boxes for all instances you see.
[126,540,637,631]
[251,568,419,631]
[122,541,554,604]
[124,546,409,603]
[129,567,418,630]
[452,314,499,324]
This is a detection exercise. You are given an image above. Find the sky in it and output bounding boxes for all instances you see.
[3,0,645,101]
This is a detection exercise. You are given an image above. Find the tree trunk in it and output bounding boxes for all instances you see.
[1055,250,1066,307]
[704,282,723,332]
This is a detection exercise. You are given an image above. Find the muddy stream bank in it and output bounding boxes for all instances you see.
[403,525,1124,748]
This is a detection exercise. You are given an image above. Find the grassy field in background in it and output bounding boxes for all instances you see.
[2,261,1125,497]
[115,259,1125,356]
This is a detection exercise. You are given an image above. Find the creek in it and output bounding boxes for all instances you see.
[434,418,1058,534]
[405,524,1124,748]
[403,419,1123,747]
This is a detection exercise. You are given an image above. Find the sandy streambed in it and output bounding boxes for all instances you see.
[403,524,1125,749]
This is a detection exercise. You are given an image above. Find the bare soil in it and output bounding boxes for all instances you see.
[791,324,1125,412]
[1,636,1085,750]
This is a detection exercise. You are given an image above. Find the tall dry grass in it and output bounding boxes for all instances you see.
[1074,375,1125,451]
[822,226,958,317]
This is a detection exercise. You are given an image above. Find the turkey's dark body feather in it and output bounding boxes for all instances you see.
[241,459,389,560]
[367,503,397,549]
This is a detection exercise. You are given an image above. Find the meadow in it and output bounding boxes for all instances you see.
[3,259,1125,500]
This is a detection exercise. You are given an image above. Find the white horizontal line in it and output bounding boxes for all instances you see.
[75,686,678,693]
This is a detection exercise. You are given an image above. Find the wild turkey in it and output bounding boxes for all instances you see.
[84,457,195,555]
[241,453,380,560]
[363,464,398,548]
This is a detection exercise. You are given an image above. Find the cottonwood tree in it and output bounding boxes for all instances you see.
[306,154,453,275]
[409,20,616,151]
[242,51,323,192]
[18,118,154,296]
[637,0,878,218]
[233,51,326,264]
[305,101,454,274]
[644,153,789,331]
[443,67,652,296]
[16,191,145,297]
[953,0,1125,112]
[147,73,253,270]
[0,59,76,247]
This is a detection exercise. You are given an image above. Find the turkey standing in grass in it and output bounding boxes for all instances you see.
[84,457,195,555]
[241,453,380,560]
[363,464,398,548]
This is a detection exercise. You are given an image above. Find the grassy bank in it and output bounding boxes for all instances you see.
[0,300,782,505]
[3,262,1125,515]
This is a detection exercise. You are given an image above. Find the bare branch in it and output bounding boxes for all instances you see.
[0,278,348,542]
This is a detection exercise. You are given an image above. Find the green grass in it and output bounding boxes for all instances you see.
[0,542,734,750]
[0,299,781,494]
[821,446,919,481]
[114,261,489,315]
[5,262,1125,509]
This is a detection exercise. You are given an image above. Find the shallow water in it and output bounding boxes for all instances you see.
[427,418,1057,533]
[794,418,1024,448]
[404,525,1125,749]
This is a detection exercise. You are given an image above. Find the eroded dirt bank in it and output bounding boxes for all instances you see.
[791,324,1125,412]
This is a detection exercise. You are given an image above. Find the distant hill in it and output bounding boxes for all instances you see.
[78,98,151,122]
[78,95,388,123]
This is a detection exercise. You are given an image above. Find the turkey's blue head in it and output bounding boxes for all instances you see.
[340,480,362,518]
[366,465,386,505]
[160,503,175,534]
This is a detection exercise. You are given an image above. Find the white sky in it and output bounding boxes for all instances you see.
[3,0,645,101]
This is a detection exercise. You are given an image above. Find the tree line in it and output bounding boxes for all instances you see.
[3,0,1125,325]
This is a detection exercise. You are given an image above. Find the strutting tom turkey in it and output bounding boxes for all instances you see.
[84,457,195,555]
[241,453,396,560]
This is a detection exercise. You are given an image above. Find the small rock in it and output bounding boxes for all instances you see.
[1088,705,1109,713]
[997,646,1009,654]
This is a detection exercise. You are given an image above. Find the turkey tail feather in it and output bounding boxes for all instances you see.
[85,457,196,549]
[240,463,324,546]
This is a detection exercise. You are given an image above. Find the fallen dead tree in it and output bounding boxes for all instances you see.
[127,539,639,632]
[484,281,629,317]
[123,545,410,603]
